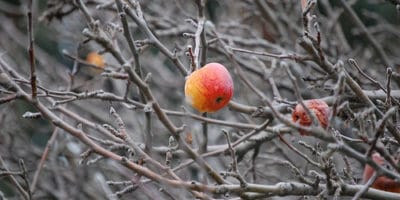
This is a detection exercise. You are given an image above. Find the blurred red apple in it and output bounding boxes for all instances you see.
[362,153,400,193]
[291,99,329,135]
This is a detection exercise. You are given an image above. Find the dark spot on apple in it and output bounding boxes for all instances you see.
[216,97,223,103]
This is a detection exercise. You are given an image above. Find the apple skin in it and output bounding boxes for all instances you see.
[86,52,105,73]
[291,99,329,135]
[362,153,400,193]
[184,63,233,113]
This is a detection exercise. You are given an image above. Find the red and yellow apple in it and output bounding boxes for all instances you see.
[362,153,400,193]
[184,63,233,113]
[291,99,329,135]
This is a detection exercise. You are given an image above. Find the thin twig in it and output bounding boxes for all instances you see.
[0,156,29,200]
[193,0,206,70]
[223,130,247,188]
[230,47,308,61]
[18,160,32,199]
[27,0,37,99]
[352,171,379,200]
[338,0,392,68]
[200,112,208,153]
[30,127,59,193]
[124,1,187,75]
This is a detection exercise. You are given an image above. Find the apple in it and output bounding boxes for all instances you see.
[292,99,329,135]
[362,153,400,193]
[184,63,233,113]
[86,52,105,73]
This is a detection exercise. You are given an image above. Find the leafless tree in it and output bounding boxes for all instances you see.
[1,0,400,199]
